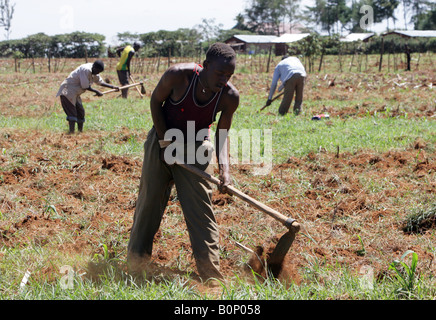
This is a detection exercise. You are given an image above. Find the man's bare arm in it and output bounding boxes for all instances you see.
[215,86,239,191]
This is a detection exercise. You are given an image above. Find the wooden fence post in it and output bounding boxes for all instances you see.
[266,46,272,73]
[379,37,384,72]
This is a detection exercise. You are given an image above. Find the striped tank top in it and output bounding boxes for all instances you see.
[162,65,223,141]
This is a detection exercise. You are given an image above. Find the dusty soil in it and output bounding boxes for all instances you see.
[1,61,435,287]
[1,129,435,285]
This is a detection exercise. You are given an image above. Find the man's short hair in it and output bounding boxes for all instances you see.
[93,60,105,72]
[206,42,236,62]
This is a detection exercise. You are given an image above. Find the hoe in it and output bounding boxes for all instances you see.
[177,162,300,278]
[258,91,284,112]
[100,82,146,96]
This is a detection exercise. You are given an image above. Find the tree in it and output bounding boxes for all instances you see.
[414,3,436,29]
[232,13,250,31]
[409,0,436,29]
[372,0,400,29]
[401,0,413,29]
[243,0,289,35]
[305,0,351,35]
[284,0,302,33]
[288,33,322,72]
[116,32,141,46]
[195,18,223,47]
[0,0,14,39]
[139,28,202,58]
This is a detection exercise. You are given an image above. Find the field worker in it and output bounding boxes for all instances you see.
[127,43,240,285]
[265,55,307,116]
[56,60,119,134]
[116,42,141,98]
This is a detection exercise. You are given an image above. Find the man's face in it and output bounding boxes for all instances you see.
[204,57,235,93]
[92,66,103,75]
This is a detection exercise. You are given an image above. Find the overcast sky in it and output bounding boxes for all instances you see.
[6,0,404,44]
[7,0,317,44]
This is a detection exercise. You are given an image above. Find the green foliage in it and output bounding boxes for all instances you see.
[243,0,295,35]
[403,203,436,234]
[389,250,419,296]
[0,31,106,58]
[414,5,436,29]
[287,33,322,71]
[139,28,202,58]
[305,0,352,35]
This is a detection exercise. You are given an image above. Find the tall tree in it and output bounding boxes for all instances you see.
[414,1,436,29]
[409,0,435,29]
[303,0,330,34]
[0,0,14,39]
[305,0,351,35]
[233,13,250,31]
[372,0,400,29]
[195,18,223,46]
[283,0,302,33]
[401,0,413,29]
[243,0,290,35]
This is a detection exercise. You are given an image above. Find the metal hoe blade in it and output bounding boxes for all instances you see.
[267,227,298,277]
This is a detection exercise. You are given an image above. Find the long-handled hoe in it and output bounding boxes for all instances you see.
[100,82,146,96]
[258,92,284,112]
[177,162,301,278]
[129,75,146,98]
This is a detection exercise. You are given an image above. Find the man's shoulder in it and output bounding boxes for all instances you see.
[219,81,240,110]
[73,63,92,75]
[166,62,197,74]
[79,63,92,70]
[163,62,197,80]
[224,81,239,98]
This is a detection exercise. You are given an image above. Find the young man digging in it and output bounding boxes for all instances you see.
[56,60,119,133]
[127,43,240,286]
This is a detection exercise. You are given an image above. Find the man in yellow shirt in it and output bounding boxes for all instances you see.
[116,42,141,98]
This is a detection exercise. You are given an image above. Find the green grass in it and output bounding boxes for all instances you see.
[2,96,434,163]
[1,68,436,301]
[1,244,435,300]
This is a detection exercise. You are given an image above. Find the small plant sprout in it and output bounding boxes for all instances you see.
[389,250,419,295]
[356,235,366,256]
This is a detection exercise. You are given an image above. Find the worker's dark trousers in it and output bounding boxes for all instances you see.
[278,73,305,115]
[127,127,223,281]
[117,70,129,98]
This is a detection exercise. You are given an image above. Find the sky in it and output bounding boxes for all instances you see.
[6,0,406,44]
[6,0,250,43]
[6,0,316,44]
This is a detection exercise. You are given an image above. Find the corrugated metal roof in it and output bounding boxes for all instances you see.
[273,33,310,43]
[383,30,436,38]
[232,34,278,43]
[340,33,375,42]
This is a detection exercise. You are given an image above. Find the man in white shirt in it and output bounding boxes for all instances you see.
[56,60,119,133]
[265,56,306,115]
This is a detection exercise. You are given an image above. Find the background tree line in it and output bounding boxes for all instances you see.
[0,0,435,59]
[0,31,105,59]
[237,0,435,35]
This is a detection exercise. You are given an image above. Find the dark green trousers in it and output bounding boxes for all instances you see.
[127,127,222,280]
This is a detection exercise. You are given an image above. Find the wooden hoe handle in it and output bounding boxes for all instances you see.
[102,82,143,95]
[178,163,300,231]
[259,91,285,112]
